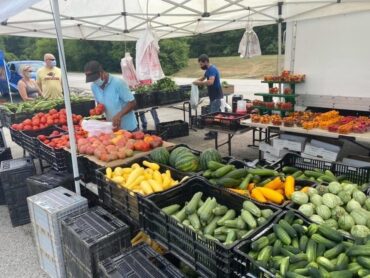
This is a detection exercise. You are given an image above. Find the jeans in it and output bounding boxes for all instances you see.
[139,108,160,131]
[210,98,222,113]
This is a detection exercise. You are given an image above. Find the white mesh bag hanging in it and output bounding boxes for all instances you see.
[238,21,262,59]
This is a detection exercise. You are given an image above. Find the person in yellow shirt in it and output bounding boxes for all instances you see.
[36,53,63,99]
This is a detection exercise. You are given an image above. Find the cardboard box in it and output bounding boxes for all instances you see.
[272,137,306,152]
[259,142,289,157]
[303,144,339,162]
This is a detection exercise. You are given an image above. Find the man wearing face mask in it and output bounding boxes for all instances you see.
[84,60,138,132]
[193,54,223,140]
[36,53,63,99]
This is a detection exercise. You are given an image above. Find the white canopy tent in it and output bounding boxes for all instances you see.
[1,0,370,194]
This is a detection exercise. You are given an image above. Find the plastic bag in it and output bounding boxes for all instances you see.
[220,98,232,112]
[238,25,261,59]
[81,119,113,137]
[190,84,199,109]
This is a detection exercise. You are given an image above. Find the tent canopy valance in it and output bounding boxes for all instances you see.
[1,0,370,41]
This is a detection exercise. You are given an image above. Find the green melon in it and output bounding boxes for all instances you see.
[175,153,199,172]
[199,148,222,170]
[149,147,170,165]
[169,146,192,167]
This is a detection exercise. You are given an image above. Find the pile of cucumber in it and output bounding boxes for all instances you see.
[246,211,370,277]
[161,192,275,246]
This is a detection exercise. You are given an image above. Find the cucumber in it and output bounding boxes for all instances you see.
[223,168,248,179]
[290,253,308,264]
[207,161,226,170]
[284,211,296,225]
[224,218,239,229]
[224,230,237,245]
[328,270,352,278]
[237,230,248,239]
[348,262,362,274]
[261,209,274,219]
[216,177,241,187]
[199,197,217,222]
[251,236,269,251]
[306,239,317,262]
[317,256,335,271]
[307,223,319,237]
[335,253,349,271]
[292,238,299,249]
[214,234,227,241]
[289,260,309,271]
[347,245,370,257]
[237,216,247,230]
[357,257,370,269]
[211,165,235,178]
[241,210,257,229]
[188,213,201,230]
[292,171,304,178]
[202,169,213,178]
[212,205,228,216]
[282,166,299,174]
[311,234,336,248]
[318,224,343,242]
[286,272,306,278]
[239,174,253,189]
[272,239,282,256]
[294,268,309,276]
[162,204,180,215]
[214,226,229,235]
[273,224,291,245]
[279,219,298,238]
[280,256,290,276]
[243,200,262,217]
[185,192,203,215]
[257,245,272,266]
[358,269,370,277]
[217,209,236,226]
[316,244,326,257]
[267,233,276,245]
[293,224,306,236]
[324,244,345,259]
[299,235,308,252]
[204,216,221,235]
[248,168,279,176]
[308,267,321,278]
[285,246,300,255]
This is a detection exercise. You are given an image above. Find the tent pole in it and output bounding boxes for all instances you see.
[278,21,282,74]
[3,59,13,103]
[50,0,81,195]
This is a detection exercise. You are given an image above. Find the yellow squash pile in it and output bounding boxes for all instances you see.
[105,160,186,196]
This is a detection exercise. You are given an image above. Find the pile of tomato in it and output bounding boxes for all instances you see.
[11,109,83,131]
[89,103,105,116]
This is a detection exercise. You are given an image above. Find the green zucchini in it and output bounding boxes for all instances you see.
[217,209,236,226]
[224,230,237,245]
[204,216,221,235]
[173,206,187,222]
[251,236,269,251]
[207,161,226,171]
[188,212,201,230]
[223,168,248,179]
[162,204,180,215]
[202,169,213,178]
[199,197,217,222]
[211,165,235,178]
[239,173,253,189]
[282,166,299,174]
[185,192,203,215]
[212,205,228,216]
[247,168,279,176]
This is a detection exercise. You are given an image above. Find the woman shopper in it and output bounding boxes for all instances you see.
[17,65,43,101]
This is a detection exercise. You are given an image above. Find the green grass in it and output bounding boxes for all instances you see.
[173,55,280,79]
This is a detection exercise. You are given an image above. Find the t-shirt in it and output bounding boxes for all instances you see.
[91,75,137,131]
[204,65,223,101]
[36,66,63,99]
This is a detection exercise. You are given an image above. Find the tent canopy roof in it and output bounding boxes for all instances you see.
[1,0,370,41]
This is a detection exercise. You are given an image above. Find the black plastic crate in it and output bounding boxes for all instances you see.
[274,153,370,185]
[200,112,250,131]
[4,184,29,206]
[61,206,131,278]
[99,243,185,278]
[21,126,66,157]
[201,105,210,115]
[39,139,69,171]
[26,170,74,196]
[95,156,186,225]
[138,177,281,278]
[0,147,12,162]
[9,126,23,147]
[154,90,182,105]
[156,120,189,139]
[8,204,30,227]
[0,157,36,192]
[2,111,31,127]
[0,128,6,147]
[135,93,155,109]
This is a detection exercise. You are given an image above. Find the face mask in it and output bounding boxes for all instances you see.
[201,65,208,70]
[94,78,104,87]
[51,60,57,67]
[23,72,31,78]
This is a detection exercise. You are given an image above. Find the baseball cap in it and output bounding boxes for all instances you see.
[84,60,102,83]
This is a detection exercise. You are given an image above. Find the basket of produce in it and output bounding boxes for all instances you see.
[9,126,23,147]
[39,134,71,171]
[232,210,370,278]
[287,181,370,240]
[21,126,66,157]
[95,157,187,225]
[200,112,250,131]
[156,120,189,139]
[201,160,316,208]
[151,77,181,105]
[138,177,281,278]
[274,153,370,188]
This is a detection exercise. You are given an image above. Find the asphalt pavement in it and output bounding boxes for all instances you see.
[0,73,265,277]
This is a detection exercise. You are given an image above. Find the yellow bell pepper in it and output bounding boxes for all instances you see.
[143,160,160,171]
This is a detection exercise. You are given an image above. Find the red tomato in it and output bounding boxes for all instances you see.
[43,139,50,144]
[40,117,47,124]
[54,119,60,124]
[23,119,32,125]
[37,135,46,141]
[11,124,19,130]
[49,109,57,115]
[32,118,40,126]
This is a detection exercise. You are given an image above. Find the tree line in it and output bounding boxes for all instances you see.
[0,24,282,75]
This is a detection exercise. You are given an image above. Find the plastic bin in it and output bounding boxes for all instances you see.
[95,156,186,225]
[274,153,370,185]
[26,170,74,196]
[9,126,23,147]
[8,203,30,227]
[21,126,66,157]
[200,112,250,131]
[70,100,96,117]
[138,177,281,278]
[27,187,88,278]
[201,105,210,115]
[39,139,70,171]
[0,148,13,205]
[2,110,31,127]
[154,90,182,105]
[0,128,6,147]
[98,243,185,278]
[134,93,155,109]
[156,120,189,139]
[61,206,131,278]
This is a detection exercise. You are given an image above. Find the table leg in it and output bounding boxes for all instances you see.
[215,132,218,150]
[228,133,231,156]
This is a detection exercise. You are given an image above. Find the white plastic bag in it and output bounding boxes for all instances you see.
[81,119,113,137]
[221,98,232,112]
[190,84,199,109]
[238,25,261,59]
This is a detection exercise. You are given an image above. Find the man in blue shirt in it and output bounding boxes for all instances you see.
[193,54,223,139]
[84,61,137,131]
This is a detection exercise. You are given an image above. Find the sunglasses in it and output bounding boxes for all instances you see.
[47,58,55,61]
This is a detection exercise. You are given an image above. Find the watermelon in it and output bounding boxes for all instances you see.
[199,148,222,170]
[169,146,192,167]
[149,147,170,165]
[175,153,199,172]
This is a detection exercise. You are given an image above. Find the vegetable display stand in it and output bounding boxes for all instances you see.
[233,210,352,278]
[95,156,186,226]
[156,120,189,140]
[138,177,281,278]
[200,112,250,132]
[134,93,155,109]
[61,206,131,278]
[21,126,66,157]
[154,90,182,105]
[98,243,185,278]
[274,153,370,185]
[27,187,88,278]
